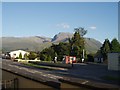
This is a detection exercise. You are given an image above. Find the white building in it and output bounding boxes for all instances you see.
[9,50,29,59]
[108,53,120,71]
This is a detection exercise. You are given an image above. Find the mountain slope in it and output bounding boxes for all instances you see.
[2,37,52,52]
[85,38,102,54]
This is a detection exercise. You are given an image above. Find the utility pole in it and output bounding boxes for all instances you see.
[82,49,84,63]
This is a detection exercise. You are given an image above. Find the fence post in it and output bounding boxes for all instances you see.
[14,78,18,90]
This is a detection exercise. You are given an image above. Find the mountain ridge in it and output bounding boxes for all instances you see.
[1,32,102,54]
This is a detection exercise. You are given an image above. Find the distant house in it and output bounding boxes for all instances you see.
[1,52,10,59]
[9,50,29,60]
[94,51,103,63]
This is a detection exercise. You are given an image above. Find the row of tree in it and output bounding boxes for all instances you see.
[100,38,120,61]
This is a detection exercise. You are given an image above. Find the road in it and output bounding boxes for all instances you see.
[1,59,120,86]
[1,59,63,81]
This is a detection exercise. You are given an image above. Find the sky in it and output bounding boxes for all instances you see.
[2,2,118,43]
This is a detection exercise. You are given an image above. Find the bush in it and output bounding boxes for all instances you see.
[40,54,47,61]
[76,58,82,63]
[24,54,29,60]
[47,55,52,61]
[87,54,94,62]
[28,52,37,60]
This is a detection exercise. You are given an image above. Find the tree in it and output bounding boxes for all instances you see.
[55,52,58,57]
[40,47,55,60]
[101,39,111,53]
[69,29,86,61]
[28,52,37,60]
[24,53,29,60]
[40,54,47,61]
[47,55,52,61]
[19,53,22,59]
[100,39,111,61]
[51,42,71,61]
[87,53,94,62]
[40,27,87,62]
[74,27,87,37]
[111,38,120,52]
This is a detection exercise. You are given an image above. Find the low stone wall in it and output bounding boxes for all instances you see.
[2,69,60,89]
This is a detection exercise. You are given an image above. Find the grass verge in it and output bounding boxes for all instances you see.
[22,62,64,71]
[101,75,120,81]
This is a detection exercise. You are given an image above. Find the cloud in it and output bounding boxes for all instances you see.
[56,23,70,29]
[89,26,97,30]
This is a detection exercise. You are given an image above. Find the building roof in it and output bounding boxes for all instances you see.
[9,50,29,54]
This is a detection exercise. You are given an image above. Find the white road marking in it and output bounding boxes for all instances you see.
[8,64,13,67]
[82,81,89,84]
[49,76,57,79]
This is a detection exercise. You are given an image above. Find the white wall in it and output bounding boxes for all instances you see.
[108,53,120,71]
[9,50,29,59]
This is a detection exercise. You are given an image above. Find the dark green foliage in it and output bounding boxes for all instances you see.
[24,53,29,60]
[19,53,22,59]
[40,54,47,61]
[47,55,52,61]
[51,42,71,61]
[40,47,55,61]
[28,52,37,60]
[87,54,94,62]
[69,31,85,60]
[101,39,111,54]
[40,27,86,62]
[99,38,120,62]
[111,38,120,52]
[100,39,111,61]
[55,52,58,57]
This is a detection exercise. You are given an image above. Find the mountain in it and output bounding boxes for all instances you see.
[51,32,102,53]
[2,36,52,52]
[85,38,102,54]
[52,32,73,42]
[1,32,102,54]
